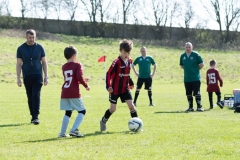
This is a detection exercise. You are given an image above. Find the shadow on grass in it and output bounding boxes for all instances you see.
[22,131,135,143]
[0,123,30,127]
[154,111,187,114]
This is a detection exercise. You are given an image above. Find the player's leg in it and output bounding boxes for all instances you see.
[208,92,213,109]
[70,98,86,137]
[215,92,223,109]
[100,94,118,131]
[145,77,154,106]
[31,74,43,124]
[59,110,72,138]
[184,82,194,112]
[133,78,144,106]
[23,75,34,122]
[193,81,204,111]
[123,90,138,117]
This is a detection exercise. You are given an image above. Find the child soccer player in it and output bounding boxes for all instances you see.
[100,39,137,132]
[206,60,223,109]
[58,46,90,138]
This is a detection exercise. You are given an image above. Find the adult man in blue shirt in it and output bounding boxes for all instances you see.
[16,29,48,124]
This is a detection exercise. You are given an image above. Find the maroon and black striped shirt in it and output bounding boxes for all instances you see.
[106,56,132,95]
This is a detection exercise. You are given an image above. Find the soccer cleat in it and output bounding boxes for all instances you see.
[100,120,107,132]
[69,129,84,137]
[58,133,70,138]
[133,102,137,107]
[149,103,155,106]
[31,119,40,125]
[209,106,213,109]
[197,107,204,112]
[185,108,194,112]
[217,101,223,109]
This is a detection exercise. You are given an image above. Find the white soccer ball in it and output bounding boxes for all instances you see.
[128,117,143,132]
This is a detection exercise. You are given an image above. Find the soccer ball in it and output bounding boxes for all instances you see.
[128,117,143,132]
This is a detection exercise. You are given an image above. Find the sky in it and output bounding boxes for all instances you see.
[4,0,238,31]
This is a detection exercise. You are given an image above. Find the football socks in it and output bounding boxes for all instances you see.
[130,110,138,118]
[60,115,70,135]
[187,95,193,108]
[195,95,202,107]
[71,113,84,132]
[133,91,139,103]
[102,109,112,123]
[148,91,152,104]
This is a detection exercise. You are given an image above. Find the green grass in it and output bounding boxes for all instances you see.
[0,29,240,159]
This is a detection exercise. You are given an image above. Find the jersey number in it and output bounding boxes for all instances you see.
[64,70,73,88]
[208,73,216,84]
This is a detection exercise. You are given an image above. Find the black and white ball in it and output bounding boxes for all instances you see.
[128,117,143,132]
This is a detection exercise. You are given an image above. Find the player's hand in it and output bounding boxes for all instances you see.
[17,79,22,87]
[150,73,154,78]
[44,77,48,86]
[108,87,113,93]
[129,85,134,90]
[84,78,90,82]
[86,86,90,91]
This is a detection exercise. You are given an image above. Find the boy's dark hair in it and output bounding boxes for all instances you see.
[210,60,216,66]
[64,46,77,59]
[26,29,36,36]
[119,39,133,52]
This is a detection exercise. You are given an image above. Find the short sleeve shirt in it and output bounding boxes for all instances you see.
[133,56,156,78]
[179,51,203,82]
[16,43,45,76]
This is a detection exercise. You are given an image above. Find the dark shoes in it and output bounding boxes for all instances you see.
[31,119,40,125]
[186,108,194,112]
[217,101,224,109]
[186,107,204,112]
[149,103,155,106]
[196,107,204,112]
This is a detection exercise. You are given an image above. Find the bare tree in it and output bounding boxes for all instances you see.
[168,1,180,39]
[181,0,194,38]
[151,0,168,27]
[121,0,137,37]
[200,0,240,43]
[20,0,29,20]
[38,0,52,19]
[49,0,64,20]
[0,0,10,16]
[63,0,80,21]
[98,0,112,23]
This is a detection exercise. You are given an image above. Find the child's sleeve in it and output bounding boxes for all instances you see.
[106,59,117,90]
[129,76,134,86]
[206,70,209,85]
[216,70,223,87]
[76,63,88,88]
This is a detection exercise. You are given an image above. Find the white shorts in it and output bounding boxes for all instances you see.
[60,98,85,111]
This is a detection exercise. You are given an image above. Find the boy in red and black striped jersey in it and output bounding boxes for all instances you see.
[206,60,223,109]
[100,39,137,132]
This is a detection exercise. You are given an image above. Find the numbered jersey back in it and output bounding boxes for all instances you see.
[206,68,222,92]
[61,62,84,98]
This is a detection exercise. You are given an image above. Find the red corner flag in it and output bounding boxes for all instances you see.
[98,55,106,62]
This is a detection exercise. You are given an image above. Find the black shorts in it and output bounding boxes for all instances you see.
[184,81,201,96]
[137,77,152,90]
[109,90,132,104]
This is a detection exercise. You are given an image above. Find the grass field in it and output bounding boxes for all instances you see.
[0,29,240,159]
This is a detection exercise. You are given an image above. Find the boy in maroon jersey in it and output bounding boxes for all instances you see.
[100,39,137,132]
[58,46,90,138]
[206,60,223,109]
